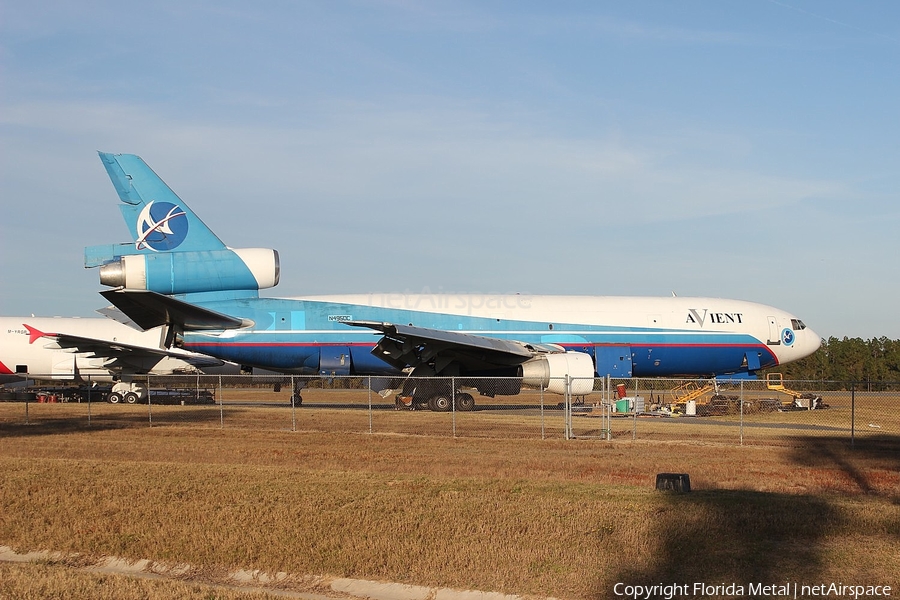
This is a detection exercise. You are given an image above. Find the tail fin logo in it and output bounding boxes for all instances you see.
[136,201,188,251]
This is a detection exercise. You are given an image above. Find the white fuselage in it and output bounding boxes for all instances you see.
[297,293,822,367]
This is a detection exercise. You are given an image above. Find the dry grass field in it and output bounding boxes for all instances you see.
[1,397,899,599]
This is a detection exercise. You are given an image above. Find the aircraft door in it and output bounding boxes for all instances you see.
[320,346,351,376]
[767,316,780,345]
[744,351,761,371]
[593,345,632,377]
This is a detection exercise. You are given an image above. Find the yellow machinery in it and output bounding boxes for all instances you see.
[668,380,742,415]
[765,373,823,409]
[670,380,717,406]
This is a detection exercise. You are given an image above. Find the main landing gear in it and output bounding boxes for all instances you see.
[395,391,476,412]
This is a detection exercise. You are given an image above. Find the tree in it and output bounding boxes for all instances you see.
[764,336,900,389]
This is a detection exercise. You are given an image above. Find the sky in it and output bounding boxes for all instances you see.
[1,1,898,340]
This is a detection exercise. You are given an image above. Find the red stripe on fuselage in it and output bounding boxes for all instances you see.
[183,341,770,350]
[184,342,377,348]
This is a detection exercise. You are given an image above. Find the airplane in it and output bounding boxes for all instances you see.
[86,152,822,411]
[0,316,228,403]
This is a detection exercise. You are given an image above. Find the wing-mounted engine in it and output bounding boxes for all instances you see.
[345,321,597,409]
[520,351,595,396]
[95,248,279,295]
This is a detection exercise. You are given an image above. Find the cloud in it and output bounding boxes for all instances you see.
[1,96,843,233]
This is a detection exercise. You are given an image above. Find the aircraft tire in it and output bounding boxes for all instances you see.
[455,392,475,412]
[107,392,123,404]
[124,392,140,404]
[429,394,452,412]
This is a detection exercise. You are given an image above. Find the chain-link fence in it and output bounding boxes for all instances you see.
[1,375,897,447]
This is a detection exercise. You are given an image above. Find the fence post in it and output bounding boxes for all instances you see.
[606,375,612,441]
[87,375,92,426]
[367,376,373,435]
[539,385,545,440]
[290,375,296,432]
[219,375,224,429]
[631,378,637,441]
[739,380,744,446]
[850,382,856,448]
[451,377,457,438]
[147,374,153,427]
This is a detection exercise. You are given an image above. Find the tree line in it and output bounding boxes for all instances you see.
[763,336,900,388]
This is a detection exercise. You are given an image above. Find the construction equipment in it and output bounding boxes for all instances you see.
[666,380,739,415]
[765,373,825,409]
[670,380,717,406]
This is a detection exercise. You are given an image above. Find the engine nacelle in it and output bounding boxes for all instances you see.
[521,352,595,396]
[99,248,279,294]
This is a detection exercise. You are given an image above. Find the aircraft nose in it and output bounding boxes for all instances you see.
[800,327,822,358]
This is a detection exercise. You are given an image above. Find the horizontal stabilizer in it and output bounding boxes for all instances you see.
[85,243,142,268]
[101,289,250,331]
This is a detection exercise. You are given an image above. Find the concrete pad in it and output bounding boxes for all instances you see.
[229,568,290,585]
[0,546,69,563]
[331,577,433,600]
[1,547,556,600]
[95,556,153,574]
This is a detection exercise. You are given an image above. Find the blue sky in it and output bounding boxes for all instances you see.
[1,1,898,340]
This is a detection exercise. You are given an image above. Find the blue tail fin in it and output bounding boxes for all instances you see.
[87,153,280,299]
[98,152,226,253]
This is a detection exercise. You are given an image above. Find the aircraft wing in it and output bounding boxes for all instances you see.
[344,320,560,373]
[100,289,250,331]
[24,324,224,370]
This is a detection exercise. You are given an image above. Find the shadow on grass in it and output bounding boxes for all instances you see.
[0,406,229,437]
[604,434,900,598]
[0,419,131,437]
[608,490,835,597]
[786,434,900,495]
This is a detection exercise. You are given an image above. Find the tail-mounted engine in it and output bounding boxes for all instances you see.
[97,248,279,294]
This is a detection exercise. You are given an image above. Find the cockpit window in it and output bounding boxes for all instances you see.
[791,319,806,331]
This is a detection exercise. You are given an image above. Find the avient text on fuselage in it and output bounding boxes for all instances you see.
[685,308,744,327]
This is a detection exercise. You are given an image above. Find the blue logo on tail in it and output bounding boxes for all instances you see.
[136,201,188,251]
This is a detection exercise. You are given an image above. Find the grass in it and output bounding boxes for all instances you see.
[1,401,899,599]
